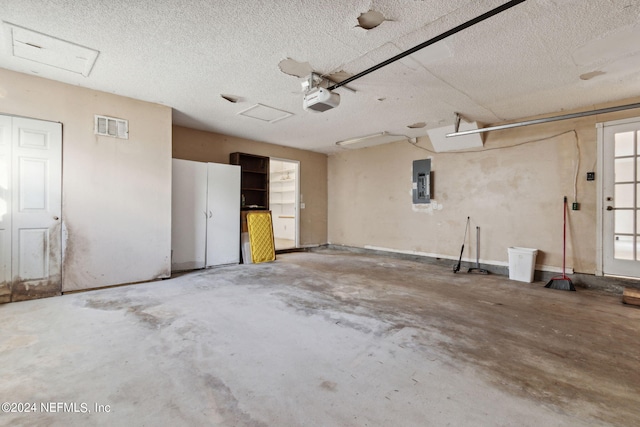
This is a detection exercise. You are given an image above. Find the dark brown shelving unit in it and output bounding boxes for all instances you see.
[230,152,269,210]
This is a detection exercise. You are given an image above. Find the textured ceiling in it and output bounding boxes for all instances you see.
[1,0,639,153]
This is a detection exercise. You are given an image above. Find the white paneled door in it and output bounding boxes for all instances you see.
[600,117,640,278]
[0,115,62,302]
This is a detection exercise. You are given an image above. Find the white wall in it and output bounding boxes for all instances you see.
[0,68,172,292]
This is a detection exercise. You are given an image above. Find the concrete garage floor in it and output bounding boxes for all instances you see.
[1,249,640,426]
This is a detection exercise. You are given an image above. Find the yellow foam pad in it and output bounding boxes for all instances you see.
[246,211,276,263]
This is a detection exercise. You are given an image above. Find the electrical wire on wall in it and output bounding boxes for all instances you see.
[572,131,580,209]
[407,129,583,208]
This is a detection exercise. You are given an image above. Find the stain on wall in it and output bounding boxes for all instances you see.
[328,97,640,275]
[0,68,173,295]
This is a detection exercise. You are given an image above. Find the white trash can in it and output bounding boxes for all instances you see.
[508,247,538,283]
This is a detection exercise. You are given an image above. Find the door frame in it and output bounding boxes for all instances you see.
[269,157,300,249]
[596,116,640,277]
[1,113,63,301]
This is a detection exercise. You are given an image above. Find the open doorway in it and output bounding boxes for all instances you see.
[269,158,299,250]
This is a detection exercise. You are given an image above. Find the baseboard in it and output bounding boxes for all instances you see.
[317,244,639,295]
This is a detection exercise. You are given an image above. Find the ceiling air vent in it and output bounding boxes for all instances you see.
[95,115,128,139]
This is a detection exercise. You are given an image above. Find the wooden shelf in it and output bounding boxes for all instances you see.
[230,152,269,210]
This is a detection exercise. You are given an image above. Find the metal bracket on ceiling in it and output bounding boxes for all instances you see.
[306,72,356,94]
[323,75,356,94]
[454,112,461,132]
[306,72,322,91]
[446,102,640,137]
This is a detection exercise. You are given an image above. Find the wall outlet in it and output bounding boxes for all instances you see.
[572,202,580,210]
[300,203,305,209]
[587,172,595,181]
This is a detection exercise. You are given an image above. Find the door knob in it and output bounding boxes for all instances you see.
[606,206,614,211]
[209,211,212,218]
[53,216,59,220]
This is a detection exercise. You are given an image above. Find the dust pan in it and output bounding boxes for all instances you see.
[545,197,576,291]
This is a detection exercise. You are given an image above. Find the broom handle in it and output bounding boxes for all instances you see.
[563,196,567,277]
[476,226,480,267]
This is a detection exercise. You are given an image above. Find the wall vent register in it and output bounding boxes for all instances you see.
[94,115,128,139]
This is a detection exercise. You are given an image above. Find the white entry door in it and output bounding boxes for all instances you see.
[0,115,62,302]
[600,117,640,278]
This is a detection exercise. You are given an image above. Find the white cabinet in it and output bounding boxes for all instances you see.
[206,162,241,266]
[171,159,240,271]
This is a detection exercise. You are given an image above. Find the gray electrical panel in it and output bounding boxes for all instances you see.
[412,159,431,204]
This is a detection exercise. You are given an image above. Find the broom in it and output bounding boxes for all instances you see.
[468,226,489,274]
[453,217,469,273]
[545,197,576,291]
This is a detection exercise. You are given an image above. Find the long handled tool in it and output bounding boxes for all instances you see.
[453,216,470,273]
[468,226,489,274]
[545,197,576,291]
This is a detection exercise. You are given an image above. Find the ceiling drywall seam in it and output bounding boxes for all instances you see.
[323,1,472,88]
[399,45,503,124]
[328,0,527,90]
[321,0,520,125]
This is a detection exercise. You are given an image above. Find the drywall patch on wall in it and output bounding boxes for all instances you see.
[411,198,442,214]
